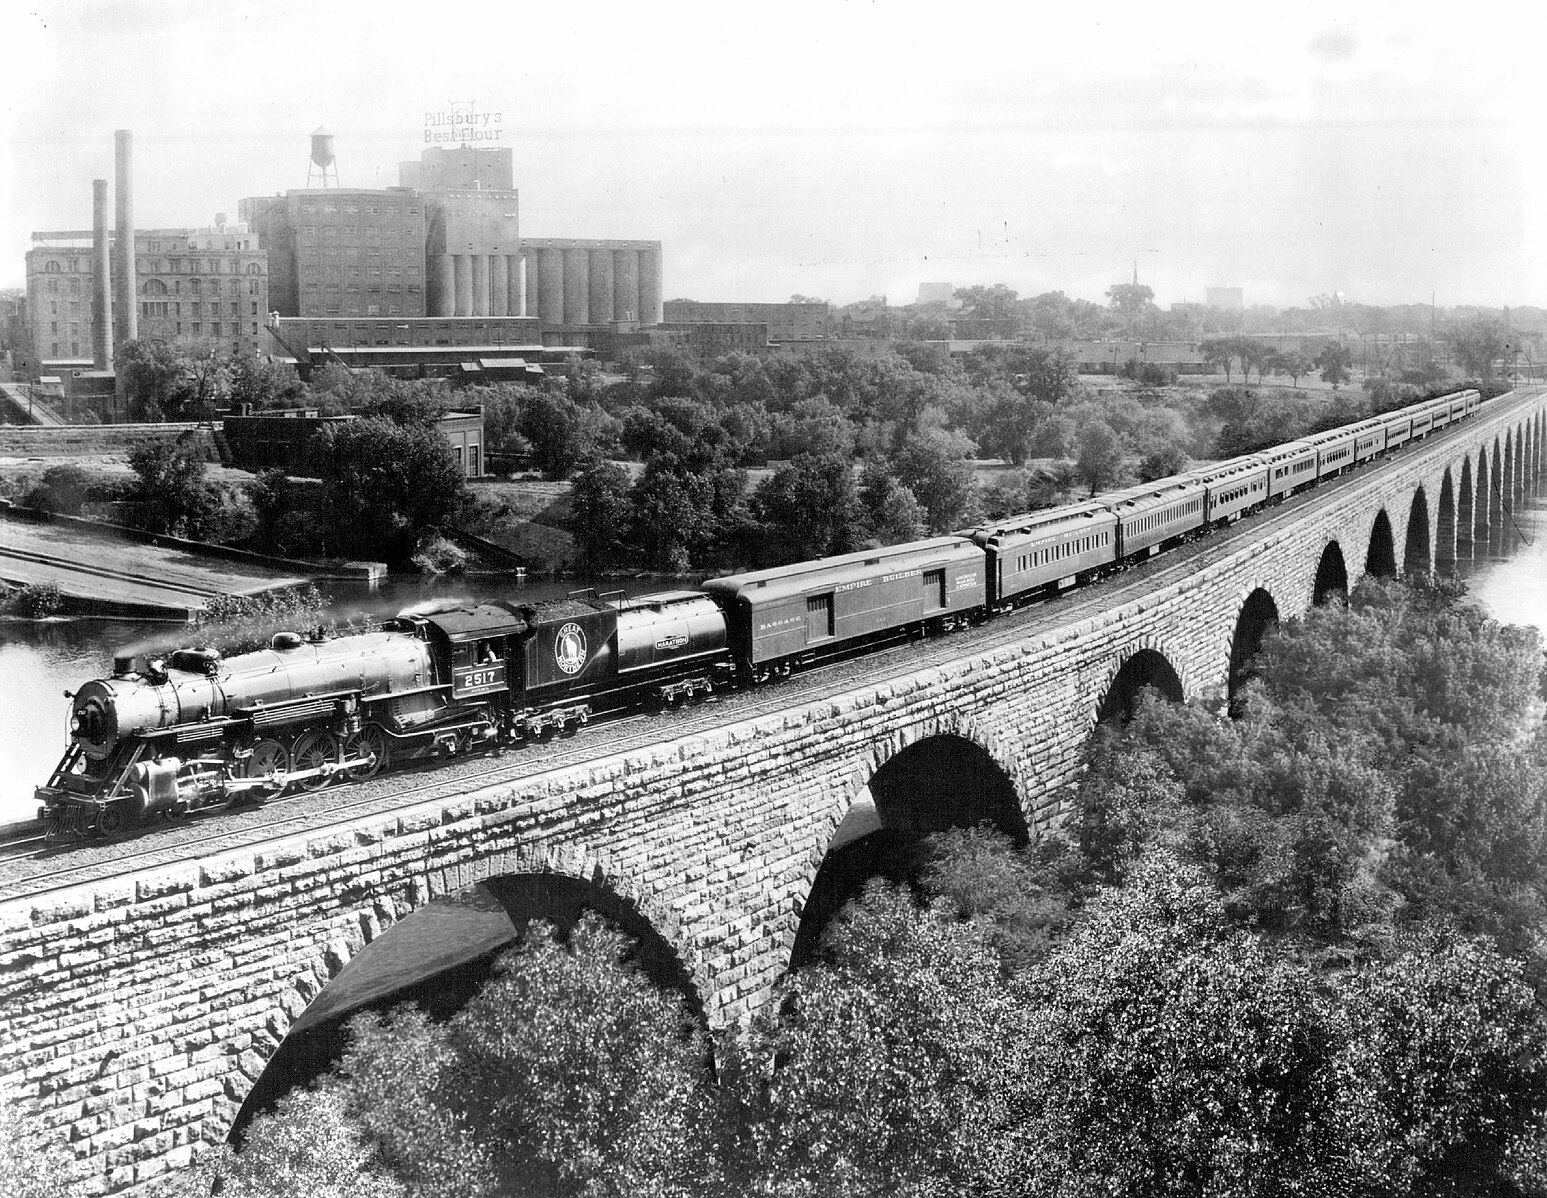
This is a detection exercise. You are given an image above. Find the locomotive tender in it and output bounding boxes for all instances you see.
[37,388,1480,839]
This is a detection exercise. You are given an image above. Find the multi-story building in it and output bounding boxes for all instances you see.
[239,188,426,319]
[25,217,268,368]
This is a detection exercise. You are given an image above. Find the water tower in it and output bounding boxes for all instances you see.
[306,127,338,187]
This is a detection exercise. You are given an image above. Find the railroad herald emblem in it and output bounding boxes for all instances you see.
[554,622,588,675]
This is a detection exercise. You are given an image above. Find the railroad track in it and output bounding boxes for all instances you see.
[0,390,1537,902]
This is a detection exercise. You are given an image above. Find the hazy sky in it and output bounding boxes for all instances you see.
[5,0,1544,311]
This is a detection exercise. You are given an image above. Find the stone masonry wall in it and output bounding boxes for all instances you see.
[0,392,1539,1194]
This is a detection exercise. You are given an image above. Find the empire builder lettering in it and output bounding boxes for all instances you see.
[424,107,503,145]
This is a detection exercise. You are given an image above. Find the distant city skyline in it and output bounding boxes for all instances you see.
[5,0,1545,312]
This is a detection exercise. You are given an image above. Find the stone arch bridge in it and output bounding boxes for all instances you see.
[2,390,1543,1193]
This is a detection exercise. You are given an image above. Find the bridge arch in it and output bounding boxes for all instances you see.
[1365,509,1397,579]
[1228,587,1280,708]
[1402,486,1432,577]
[224,848,701,1145]
[1435,470,1457,572]
[1096,646,1185,723]
[1312,539,1348,605]
[791,725,1025,968]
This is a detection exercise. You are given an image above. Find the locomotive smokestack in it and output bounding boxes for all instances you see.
[91,178,113,369]
[114,129,137,349]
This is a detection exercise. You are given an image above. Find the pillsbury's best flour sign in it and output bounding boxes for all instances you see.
[425,102,503,144]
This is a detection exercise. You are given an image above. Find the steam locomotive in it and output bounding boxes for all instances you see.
[36,388,1481,840]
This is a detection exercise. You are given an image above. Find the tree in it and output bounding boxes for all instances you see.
[172,1088,408,1198]
[752,452,859,563]
[116,337,191,421]
[1448,320,1508,380]
[1073,417,1125,494]
[1105,282,1156,320]
[1273,349,1314,386]
[1332,932,1547,1194]
[517,389,614,479]
[628,462,719,571]
[889,427,976,533]
[1200,337,1236,382]
[177,339,232,417]
[727,882,1022,1197]
[1316,342,1353,390]
[857,462,927,546]
[228,353,305,411]
[568,458,635,570]
[451,919,722,1198]
[24,463,93,515]
[1008,858,1343,1195]
[1237,338,1271,384]
[953,283,1019,321]
[127,435,212,536]
[312,417,469,564]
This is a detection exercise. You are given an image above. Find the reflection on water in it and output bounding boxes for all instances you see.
[1,492,1542,829]
[1455,488,1547,636]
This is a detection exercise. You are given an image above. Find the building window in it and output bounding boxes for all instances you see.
[44,260,61,273]
[246,263,262,275]
[212,322,222,336]
[191,322,201,334]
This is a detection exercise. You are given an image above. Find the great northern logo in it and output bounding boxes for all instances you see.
[554,622,588,675]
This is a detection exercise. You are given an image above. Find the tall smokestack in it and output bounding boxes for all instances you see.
[91,179,113,369]
[114,129,137,349]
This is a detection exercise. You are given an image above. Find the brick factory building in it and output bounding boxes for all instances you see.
[239,188,427,319]
[662,300,830,342]
[25,217,269,370]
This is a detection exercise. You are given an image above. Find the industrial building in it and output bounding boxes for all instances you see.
[19,130,665,385]
[238,188,426,319]
[239,141,663,373]
[662,300,829,341]
[26,217,269,367]
[223,405,487,478]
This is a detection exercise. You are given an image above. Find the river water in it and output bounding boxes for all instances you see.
[1,496,1543,827]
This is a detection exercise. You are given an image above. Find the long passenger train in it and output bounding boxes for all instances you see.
[36,388,1480,839]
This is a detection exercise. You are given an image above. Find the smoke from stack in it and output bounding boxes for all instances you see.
[91,179,112,369]
[114,129,137,349]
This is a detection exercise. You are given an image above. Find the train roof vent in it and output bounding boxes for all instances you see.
[866,557,880,565]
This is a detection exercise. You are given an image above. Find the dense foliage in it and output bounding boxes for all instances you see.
[177,578,1547,1197]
